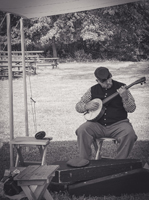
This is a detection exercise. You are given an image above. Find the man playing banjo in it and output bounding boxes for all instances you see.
[75,67,137,159]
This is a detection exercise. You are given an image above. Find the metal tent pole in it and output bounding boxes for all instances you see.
[20,18,29,136]
[7,13,14,167]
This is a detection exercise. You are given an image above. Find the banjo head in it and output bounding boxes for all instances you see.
[84,98,103,121]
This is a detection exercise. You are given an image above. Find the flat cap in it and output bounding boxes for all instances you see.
[94,67,112,82]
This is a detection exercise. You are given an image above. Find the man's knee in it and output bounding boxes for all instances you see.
[126,124,137,141]
[122,123,137,142]
[76,127,86,139]
[76,122,93,136]
[76,123,87,136]
[76,122,96,143]
[117,122,137,143]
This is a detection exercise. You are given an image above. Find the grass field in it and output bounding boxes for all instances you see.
[0,61,149,199]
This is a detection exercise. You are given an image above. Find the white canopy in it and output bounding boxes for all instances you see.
[0,0,142,18]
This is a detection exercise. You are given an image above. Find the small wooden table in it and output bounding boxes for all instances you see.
[14,165,59,200]
[10,137,52,167]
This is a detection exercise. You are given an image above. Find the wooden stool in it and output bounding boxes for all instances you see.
[14,165,59,200]
[10,137,52,167]
[94,138,117,160]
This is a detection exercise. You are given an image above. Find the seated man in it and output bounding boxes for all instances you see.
[75,67,137,159]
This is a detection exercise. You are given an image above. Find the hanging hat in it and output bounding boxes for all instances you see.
[94,67,112,82]
[67,157,90,168]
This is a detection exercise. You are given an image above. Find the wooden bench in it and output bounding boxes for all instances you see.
[0,69,23,79]
[10,137,53,167]
[0,51,43,73]
[0,50,44,57]
[0,62,36,78]
[36,57,59,69]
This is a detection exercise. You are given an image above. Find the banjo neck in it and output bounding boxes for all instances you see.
[102,92,118,105]
[103,77,146,105]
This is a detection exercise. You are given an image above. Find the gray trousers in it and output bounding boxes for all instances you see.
[76,119,137,159]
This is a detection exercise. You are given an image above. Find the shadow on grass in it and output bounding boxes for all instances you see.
[0,140,149,180]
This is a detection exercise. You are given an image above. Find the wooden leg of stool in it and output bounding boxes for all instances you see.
[15,146,24,167]
[95,140,103,160]
[41,145,48,165]
[38,145,43,159]
[37,145,48,165]
[15,150,20,167]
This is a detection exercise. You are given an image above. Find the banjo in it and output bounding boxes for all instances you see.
[84,77,146,121]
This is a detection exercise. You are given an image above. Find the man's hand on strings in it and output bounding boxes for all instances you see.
[117,86,128,101]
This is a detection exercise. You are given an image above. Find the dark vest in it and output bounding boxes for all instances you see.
[91,80,127,126]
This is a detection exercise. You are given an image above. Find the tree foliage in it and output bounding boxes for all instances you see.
[0,1,149,61]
